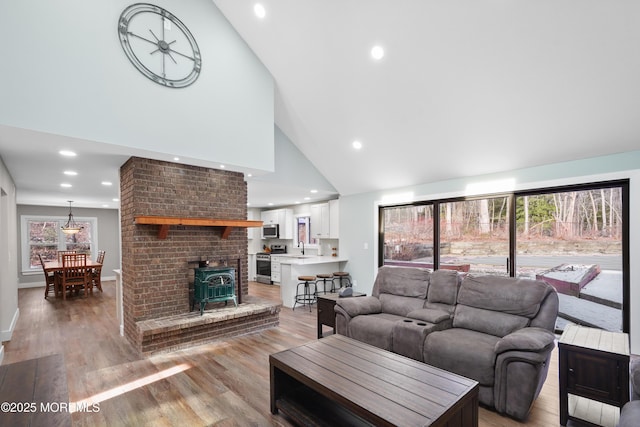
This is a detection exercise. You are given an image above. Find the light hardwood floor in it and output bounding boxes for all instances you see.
[1,281,599,426]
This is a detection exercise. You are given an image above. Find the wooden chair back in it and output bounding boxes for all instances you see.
[61,254,89,299]
[39,254,57,298]
[57,250,76,262]
[96,250,106,264]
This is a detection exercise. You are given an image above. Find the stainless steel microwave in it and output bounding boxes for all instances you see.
[262,224,279,239]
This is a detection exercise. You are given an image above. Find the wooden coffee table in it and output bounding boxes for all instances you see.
[270,334,479,426]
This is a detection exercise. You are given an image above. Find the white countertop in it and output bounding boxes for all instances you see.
[276,255,348,265]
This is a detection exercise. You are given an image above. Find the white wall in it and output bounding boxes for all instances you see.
[0,0,274,173]
[0,157,18,363]
[339,150,640,353]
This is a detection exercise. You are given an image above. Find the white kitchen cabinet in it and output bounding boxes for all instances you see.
[247,209,260,239]
[329,199,339,238]
[260,208,293,239]
[271,255,282,283]
[261,210,278,225]
[310,203,330,239]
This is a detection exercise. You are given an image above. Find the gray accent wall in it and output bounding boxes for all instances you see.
[17,205,120,286]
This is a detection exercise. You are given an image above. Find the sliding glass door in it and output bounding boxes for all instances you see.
[379,180,629,333]
[514,186,625,332]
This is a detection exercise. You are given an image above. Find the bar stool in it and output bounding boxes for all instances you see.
[333,271,352,289]
[294,276,317,311]
[316,273,335,294]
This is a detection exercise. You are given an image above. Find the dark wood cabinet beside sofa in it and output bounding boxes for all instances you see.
[558,324,630,426]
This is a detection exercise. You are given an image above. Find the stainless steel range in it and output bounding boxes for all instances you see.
[256,245,287,284]
[256,252,271,284]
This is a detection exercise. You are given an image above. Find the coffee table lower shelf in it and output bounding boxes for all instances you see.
[270,335,478,427]
[275,385,373,427]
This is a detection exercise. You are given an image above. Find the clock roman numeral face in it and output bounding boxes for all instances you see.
[118,4,201,88]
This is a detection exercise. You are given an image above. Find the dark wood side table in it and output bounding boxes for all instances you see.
[559,324,630,426]
[317,292,365,339]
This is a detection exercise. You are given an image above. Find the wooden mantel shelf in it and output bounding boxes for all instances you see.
[134,216,263,240]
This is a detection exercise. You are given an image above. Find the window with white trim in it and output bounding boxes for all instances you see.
[21,215,98,272]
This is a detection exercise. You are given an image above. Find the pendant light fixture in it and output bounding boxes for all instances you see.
[61,200,83,235]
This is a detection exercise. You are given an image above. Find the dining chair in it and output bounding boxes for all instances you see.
[57,250,76,263]
[90,250,105,292]
[39,254,58,299]
[61,253,89,300]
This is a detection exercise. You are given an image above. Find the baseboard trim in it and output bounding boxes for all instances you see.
[0,307,19,342]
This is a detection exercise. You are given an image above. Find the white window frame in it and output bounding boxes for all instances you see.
[294,214,319,247]
[21,215,98,274]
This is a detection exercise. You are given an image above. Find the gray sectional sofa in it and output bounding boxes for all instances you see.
[618,358,640,427]
[334,265,559,420]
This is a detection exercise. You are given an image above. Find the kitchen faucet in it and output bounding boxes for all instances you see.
[298,241,305,255]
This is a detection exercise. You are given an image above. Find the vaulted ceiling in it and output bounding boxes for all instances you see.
[214,0,640,195]
[1,1,640,209]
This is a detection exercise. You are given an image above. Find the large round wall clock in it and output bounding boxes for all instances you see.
[118,3,201,88]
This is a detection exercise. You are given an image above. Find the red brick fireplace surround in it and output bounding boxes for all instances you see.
[120,157,279,353]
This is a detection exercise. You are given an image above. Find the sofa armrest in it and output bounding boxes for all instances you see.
[335,296,382,317]
[495,327,555,355]
[631,358,640,400]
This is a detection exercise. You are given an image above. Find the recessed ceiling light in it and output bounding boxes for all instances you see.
[268,202,274,206]
[102,204,109,208]
[173,157,180,161]
[371,45,385,60]
[112,198,119,202]
[254,3,266,19]
[304,197,310,201]
[60,183,72,188]
[63,170,78,176]
[310,189,318,193]
[352,140,363,150]
[220,165,225,169]
[247,173,253,178]
[295,201,301,204]
[59,150,76,157]
[101,181,113,186]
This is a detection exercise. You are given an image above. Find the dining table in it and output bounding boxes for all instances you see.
[43,259,102,273]
[43,259,103,299]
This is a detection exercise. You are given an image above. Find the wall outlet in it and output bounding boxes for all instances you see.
[363,242,368,250]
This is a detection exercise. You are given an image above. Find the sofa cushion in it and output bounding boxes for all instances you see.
[453,304,529,338]
[349,313,406,351]
[457,275,549,318]
[407,308,451,324]
[425,328,500,386]
[379,294,426,317]
[424,301,456,315]
[427,269,459,305]
[372,266,430,298]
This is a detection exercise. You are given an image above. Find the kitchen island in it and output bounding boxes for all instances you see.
[278,256,349,308]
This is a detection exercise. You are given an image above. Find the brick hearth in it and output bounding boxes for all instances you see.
[136,296,280,354]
